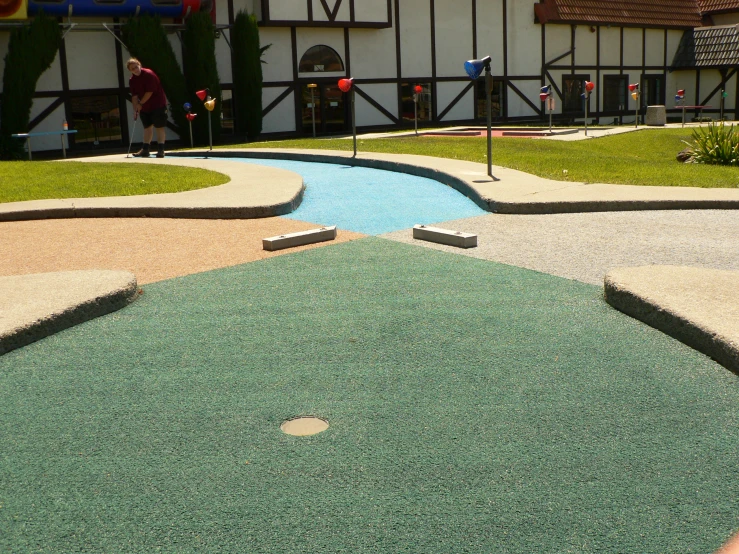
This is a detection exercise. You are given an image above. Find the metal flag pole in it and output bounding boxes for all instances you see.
[308,83,317,138]
[351,88,356,157]
[485,68,492,178]
[414,93,418,136]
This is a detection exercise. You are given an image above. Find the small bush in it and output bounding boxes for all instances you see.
[683,122,739,165]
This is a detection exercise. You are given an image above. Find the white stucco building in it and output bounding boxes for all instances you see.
[2,0,739,152]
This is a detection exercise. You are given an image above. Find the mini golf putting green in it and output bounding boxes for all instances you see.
[1,237,738,552]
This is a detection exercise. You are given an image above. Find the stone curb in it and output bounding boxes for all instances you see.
[0,270,139,356]
[175,149,739,215]
[0,199,304,222]
[604,266,739,374]
[173,149,493,210]
[0,157,305,221]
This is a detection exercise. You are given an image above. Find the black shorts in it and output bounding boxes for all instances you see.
[140,107,168,129]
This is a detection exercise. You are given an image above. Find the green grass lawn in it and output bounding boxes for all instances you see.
[232,128,739,188]
[0,162,230,203]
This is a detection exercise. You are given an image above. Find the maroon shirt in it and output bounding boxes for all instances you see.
[129,67,167,112]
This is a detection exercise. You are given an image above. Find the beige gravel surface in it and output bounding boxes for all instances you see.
[0,217,366,285]
[380,210,739,286]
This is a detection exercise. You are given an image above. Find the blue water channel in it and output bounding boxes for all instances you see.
[231,158,486,235]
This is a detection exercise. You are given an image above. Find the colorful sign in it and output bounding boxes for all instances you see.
[0,0,27,20]
[27,0,208,18]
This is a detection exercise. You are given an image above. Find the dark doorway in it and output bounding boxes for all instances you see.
[301,83,347,136]
[641,74,665,107]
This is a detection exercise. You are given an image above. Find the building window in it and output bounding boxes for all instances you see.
[400,83,432,122]
[299,45,344,73]
[69,95,122,145]
[603,75,628,112]
[562,75,590,113]
[642,74,665,107]
[476,78,504,120]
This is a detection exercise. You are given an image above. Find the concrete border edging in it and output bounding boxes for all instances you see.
[174,149,739,215]
[171,150,491,211]
[0,270,140,356]
[604,266,739,373]
[0,156,305,221]
[0,197,304,222]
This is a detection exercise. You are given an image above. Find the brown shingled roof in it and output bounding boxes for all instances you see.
[672,25,739,67]
[698,0,739,14]
[534,0,704,29]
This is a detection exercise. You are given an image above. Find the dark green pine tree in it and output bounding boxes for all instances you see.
[182,12,221,145]
[231,10,263,141]
[0,11,61,159]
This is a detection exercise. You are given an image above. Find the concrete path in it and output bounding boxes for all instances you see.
[605,266,739,373]
[358,122,711,141]
[184,148,739,214]
[0,270,138,355]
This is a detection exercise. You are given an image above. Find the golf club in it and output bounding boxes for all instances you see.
[126,113,139,158]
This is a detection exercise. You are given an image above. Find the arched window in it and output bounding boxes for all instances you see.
[299,45,344,72]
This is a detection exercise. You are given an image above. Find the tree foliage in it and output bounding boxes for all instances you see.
[0,11,61,159]
[231,10,263,140]
[182,12,221,145]
[120,15,188,139]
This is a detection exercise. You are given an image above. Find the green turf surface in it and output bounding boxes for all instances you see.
[2,238,738,552]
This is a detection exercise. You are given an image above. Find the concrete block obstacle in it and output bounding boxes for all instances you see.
[412,225,478,248]
[646,105,666,126]
[263,226,337,251]
[604,265,739,373]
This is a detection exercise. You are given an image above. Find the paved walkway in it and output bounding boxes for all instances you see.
[1,147,738,373]
[358,121,713,141]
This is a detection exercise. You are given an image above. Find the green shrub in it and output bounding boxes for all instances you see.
[182,12,221,145]
[683,122,739,165]
[231,10,263,140]
[0,11,61,159]
[121,15,188,139]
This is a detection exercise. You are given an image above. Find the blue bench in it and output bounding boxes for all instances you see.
[11,129,78,160]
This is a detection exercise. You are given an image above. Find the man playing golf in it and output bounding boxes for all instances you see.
[126,57,167,158]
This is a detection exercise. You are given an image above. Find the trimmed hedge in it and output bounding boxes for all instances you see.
[231,10,263,140]
[182,12,221,145]
[0,11,61,160]
[121,15,188,139]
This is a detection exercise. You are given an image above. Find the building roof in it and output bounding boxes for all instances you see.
[698,0,739,14]
[534,0,705,29]
[671,24,739,67]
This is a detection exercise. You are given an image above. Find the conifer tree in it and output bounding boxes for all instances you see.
[0,11,61,159]
[231,10,263,140]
